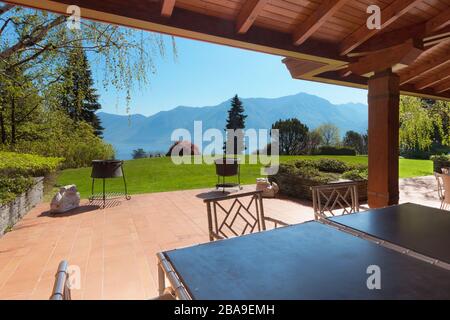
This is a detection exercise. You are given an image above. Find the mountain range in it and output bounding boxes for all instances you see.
[98,92,368,160]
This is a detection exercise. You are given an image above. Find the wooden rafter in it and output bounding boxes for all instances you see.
[354,8,450,54]
[340,0,424,55]
[236,0,269,34]
[434,79,450,93]
[293,0,348,46]
[426,6,450,33]
[424,27,450,47]
[161,0,175,18]
[400,49,450,85]
[342,40,423,77]
[5,0,450,101]
[415,65,450,90]
[282,57,339,78]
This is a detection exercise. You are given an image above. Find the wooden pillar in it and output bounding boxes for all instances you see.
[367,69,400,208]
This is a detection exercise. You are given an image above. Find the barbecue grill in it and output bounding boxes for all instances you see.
[89,160,131,207]
[214,158,241,192]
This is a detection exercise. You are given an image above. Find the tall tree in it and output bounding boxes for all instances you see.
[59,46,104,136]
[132,148,147,159]
[307,129,322,154]
[421,98,450,147]
[0,5,176,112]
[224,95,247,155]
[272,118,309,155]
[362,130,369,155]
[399,96,435,151]
[317,123,340,146]
[343,130,364,154]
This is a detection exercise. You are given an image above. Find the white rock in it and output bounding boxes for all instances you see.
[50,185,80,213]
[256,178,279,198]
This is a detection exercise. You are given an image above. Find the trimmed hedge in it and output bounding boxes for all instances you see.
[0,152,63,205]
[0,176,34,206]
[431,154,450,173]
[270,158,368,201]
[0,152,63,177]
[316,146,357,156]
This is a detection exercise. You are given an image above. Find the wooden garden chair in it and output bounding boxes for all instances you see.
[437,173,450,210]
[311,181,359,221]
[203,190,287,241]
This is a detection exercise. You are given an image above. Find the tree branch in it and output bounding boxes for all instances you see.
[0,4,14,16]
[0,15,65,60]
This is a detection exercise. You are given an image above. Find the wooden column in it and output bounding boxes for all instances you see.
[367,69,400,208]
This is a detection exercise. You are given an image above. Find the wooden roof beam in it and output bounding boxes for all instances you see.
[236,0,269,34]
[340,0,424,56]
[400,49,450,85]
[353,8,450,54]
[415,65,450,90]
[293,0,349,46]
[434,79,450,94]
[426,6,450,34]
[342,39,423,76]
[161,0,175,18]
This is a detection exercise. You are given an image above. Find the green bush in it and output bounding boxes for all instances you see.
[316,146,356,156]
[430,154,450,161]
[430,154,450,173]
[315,158,350,173]
[9,121,115,169]
[342,168,368,181]
[276,158,367,183]
[0,176,34,205]
[291,158,353,173]
[278,161,338,184]
[0,151,63,176]
[0,152,63,205]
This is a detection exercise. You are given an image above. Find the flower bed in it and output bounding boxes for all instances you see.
[270,159,368,202]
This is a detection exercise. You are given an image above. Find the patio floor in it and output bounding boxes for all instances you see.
[0,185,314,300]
[0,177,443,300]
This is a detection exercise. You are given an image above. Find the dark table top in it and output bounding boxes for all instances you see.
[164,221,450,300]
[330,203,450,264]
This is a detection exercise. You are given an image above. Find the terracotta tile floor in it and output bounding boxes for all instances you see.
[0,186,314,300]
[0,177,443,300]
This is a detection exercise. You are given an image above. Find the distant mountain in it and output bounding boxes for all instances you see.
[98,92,368,160]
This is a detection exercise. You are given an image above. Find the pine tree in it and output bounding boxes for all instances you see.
[224,95,247,155]
[59,45,104,136]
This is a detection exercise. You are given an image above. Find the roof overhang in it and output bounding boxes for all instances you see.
[4,0,450,101]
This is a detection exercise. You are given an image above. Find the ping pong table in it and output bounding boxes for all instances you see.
[157,205,450,299]
[328,203,450,266]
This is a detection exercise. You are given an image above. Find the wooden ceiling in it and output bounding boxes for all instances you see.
[6,0,450,100]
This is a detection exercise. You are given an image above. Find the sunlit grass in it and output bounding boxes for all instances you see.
[56,155,433,198]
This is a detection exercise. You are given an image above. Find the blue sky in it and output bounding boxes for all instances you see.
[95,36,368,116]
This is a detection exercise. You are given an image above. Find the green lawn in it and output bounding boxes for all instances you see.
[56,155,433,199]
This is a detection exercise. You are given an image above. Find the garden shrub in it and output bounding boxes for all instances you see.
[0,152,63,205]
[271,158,368,201]
[316,146,356,156]
[315,158,350,173]
[279,162,333,183]
[0,152,63,176]
[0,176,34,205]
[5,112,115,169]
[430,154,450,173]
[342,168,368,181]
